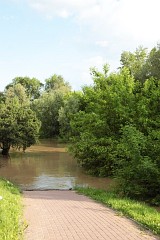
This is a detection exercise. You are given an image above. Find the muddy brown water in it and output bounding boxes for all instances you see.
[0,139,112,191]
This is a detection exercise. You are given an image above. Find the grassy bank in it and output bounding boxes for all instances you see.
[76,187,160,236]
[0,178,23,240]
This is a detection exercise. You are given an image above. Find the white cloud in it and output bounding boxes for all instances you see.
[112,0,160,42]
[26,0,160,44]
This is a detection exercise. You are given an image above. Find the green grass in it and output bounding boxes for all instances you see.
[76,187,160,236]
[0,178,23,240]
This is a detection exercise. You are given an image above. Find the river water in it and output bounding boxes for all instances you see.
[0,139,112,190]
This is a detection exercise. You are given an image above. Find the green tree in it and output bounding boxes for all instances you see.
[33,91,62,137]
[144,46,160,80]
[45,74,71,92]
[5,77,43,99]
[58,91,84,141]
[69,63,160,202]
[120,44,160,83]
[5,83,30,105]
[33,90,70,138]
[120,46,147,81]
[115,125,160,201]
[0,86,41,155]
[70,66,135,176]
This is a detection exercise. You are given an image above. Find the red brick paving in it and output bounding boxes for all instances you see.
[23,190,159,240]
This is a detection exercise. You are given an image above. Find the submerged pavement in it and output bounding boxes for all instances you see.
[23,190,159,240]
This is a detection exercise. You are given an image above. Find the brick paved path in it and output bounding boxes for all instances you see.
[23,191,159,240]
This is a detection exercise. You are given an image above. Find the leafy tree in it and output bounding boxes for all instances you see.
[144,46,160,80]
[120,44,160,83]
[45,74,71,92]
[69,62,160,203]
[33,88,71,138]
[0,85,41,155]
[5,83,30,105]
[33,91,62,137]
[5,77,44,99]
[58,91,84,140]
[120,46,147,81]
[115,125,160,201]
[69,66,135,176]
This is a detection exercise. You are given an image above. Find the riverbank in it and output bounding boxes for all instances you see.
[76,187,160,236]
[0,178,23,240]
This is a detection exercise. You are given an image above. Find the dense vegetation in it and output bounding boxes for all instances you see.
[0,178,23,239]
[0,45,159,205]
[70,65,160,203]
[69,46,160,204]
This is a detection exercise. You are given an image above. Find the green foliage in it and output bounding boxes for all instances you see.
[5,76,43,99]
[70,131,116,176]
[76,187,160,235]
[120,44,160,82]
[0,86,41,154]
[70,67,135,176]
[33,91,61,137]
[0,92,5,103]
[0,178,23,239]
[58,91,83,141]
[33,90,71,138]
[115,125,160,201]
[120,46,147,81]
[145,47,160,80]
[5,83,30,105]
[32,74,72,138]
[45,74,71,92]
[69,54,160,203]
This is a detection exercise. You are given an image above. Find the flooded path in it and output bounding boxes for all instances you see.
[0,139,112,190]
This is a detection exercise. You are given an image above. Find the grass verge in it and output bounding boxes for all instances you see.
[0,178,23,240]
[76,187,160,236]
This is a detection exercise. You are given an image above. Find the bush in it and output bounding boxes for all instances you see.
[115,125,160,203]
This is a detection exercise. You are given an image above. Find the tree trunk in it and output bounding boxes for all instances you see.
[2,147,10,156]
[1,142,10,156]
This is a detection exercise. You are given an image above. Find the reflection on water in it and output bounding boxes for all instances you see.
[0,139,112,190]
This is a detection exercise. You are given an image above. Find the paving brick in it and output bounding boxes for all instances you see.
[23,191,159,240]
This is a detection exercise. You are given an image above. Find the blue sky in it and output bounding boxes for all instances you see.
[0,0,160,91]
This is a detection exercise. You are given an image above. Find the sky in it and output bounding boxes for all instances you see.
[0,0,160,91]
